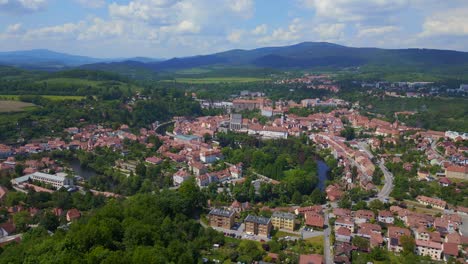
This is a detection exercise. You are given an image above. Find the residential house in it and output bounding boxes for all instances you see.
[416,195,447,210]
[299,254,324,264]
[442,243,459,261]
[445,165,468,180]
[66,209,81,222]
[173,169,192,186]
[304,212,324,229]
[378,210,394,224]
[335,217,354,232]
[336,227,352,243]
[244,215,272,237]
[208,208,235,229]
[388,226,411,253]
[415,239,442,260]
[355,210,375,224]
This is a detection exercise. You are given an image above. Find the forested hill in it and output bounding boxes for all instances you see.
[81,42,468,73]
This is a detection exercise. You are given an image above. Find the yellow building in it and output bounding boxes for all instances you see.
[271,211,296,231]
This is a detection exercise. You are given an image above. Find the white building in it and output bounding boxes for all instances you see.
[12,172,73,190]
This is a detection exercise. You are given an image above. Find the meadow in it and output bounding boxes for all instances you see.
[162,77,271,83]
[0,95,85,101]
[0,100,36,112]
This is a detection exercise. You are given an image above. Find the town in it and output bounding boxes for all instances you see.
[0,85,467,264]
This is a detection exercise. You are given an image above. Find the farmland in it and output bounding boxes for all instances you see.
[0,100,36,112]
[162,77,271,84]
[0,94,85,101]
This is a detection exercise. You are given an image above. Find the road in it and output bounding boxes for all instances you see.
[357,142,394,202]
[323,208,333,264]
[375,161,394,201]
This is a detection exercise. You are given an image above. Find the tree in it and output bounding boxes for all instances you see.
[340,126,355,140]
[369,199,384,211]
[352,236,370,251]
[135,163,146,177]
[238,240,264,263]
[13,211,31,232]
[292,191,302,204]
[401,235,416,255]
[39,212,59,231]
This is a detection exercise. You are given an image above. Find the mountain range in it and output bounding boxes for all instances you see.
[2,42,468,74]
[0,49,162,70]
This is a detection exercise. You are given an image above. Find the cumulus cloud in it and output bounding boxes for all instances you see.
[313,23,345,40]
[357,25,400,37]
[251,24,267,35]
[301,0,409,22]
[420,8,468,37]
[0,0,47,14]
[5,23,23,34]
[75,0,105,9]
[228,0,254,18]
[257,18,304,45]
[227,30,244,43]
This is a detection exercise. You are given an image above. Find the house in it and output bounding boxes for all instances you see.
[336,227,352,243]
[304,212,324,229]
[230,200,250,213]
[332,208,352,218]
[387,226,411,253]
[66,208,81,222]
[442,242,459,261]
[445,165,468,180]
[271,211,295,231]
[438,177,452,187]
[189,161,207,176]
[0,222,15,238]
[229,114,243,131]
[416,195,447,210]
[200,149,222,163]
[0,186,8,201]
[244,215,272,237]
[299,254,324,264]
[415,239,442,260]
[295,205,323,215]
[335,217,354,232]
[378,210,394,224]
[208,208,235,229]
[354,210,375,224]
[145,156,163,165]
[173,169,191,186]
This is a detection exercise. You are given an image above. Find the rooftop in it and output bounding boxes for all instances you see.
[245,214,271,225]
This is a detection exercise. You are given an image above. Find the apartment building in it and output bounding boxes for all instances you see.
[244,215,272,237]
[271,211,296,231]
[208,208,236,229]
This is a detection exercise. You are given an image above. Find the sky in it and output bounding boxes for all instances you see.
[0,0,468,58]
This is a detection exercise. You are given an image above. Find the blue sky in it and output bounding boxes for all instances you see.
[1,0,468,58]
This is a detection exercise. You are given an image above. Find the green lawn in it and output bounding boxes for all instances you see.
[0,94,85,101]
[0,100,36,112]
[162,77,271,83]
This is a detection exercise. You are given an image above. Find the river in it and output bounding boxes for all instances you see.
[68,158,97,180]
[317,159,330,191]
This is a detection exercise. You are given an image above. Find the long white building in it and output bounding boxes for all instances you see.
[12,172,73,190]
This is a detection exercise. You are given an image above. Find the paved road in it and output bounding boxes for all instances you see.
[323,209,333,264]
[375,161,394,201]
[357,142,394,202]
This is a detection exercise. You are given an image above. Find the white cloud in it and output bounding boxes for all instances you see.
[227,30,244,43]
[357,25,400,37]
[301,0,409,22]
[5,23,23,34]
[0,0,47,14]
[258,18,304,45]
[420,8,468,37]
[313,23,345,40]
[228,0,254,18]
[75,0,105,9]
[251,24,267,35]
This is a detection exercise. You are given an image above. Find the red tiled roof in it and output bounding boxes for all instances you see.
[299,254,324,264]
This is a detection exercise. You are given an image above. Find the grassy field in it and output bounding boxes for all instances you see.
[162,77,271,83]
[0,100,36,112]
[0,95,85,101]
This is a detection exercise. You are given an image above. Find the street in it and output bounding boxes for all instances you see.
[323,209,333,264]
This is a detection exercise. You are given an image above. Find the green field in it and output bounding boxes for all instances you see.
[162,77,271,83]
[0,94,85,101]
[0,100,36,112]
